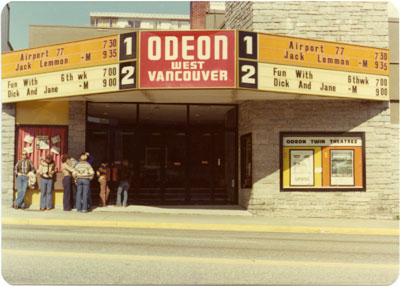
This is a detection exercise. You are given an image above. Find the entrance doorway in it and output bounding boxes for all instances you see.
[86,103,237,205]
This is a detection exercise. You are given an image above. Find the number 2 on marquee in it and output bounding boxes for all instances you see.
[121,66,135,85]
[241,65,256,84]
[238,60,257,89]
[119,61,136,89]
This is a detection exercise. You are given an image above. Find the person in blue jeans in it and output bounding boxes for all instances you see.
[74,152,94,210]
[61,154,76,211]
[38,154,57,211]
[116,159,132,207]
[73,153,94,213]
[13,151,36,210]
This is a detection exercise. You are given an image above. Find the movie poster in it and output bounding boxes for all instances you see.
[290,150,314,186]
[331,150,354,185]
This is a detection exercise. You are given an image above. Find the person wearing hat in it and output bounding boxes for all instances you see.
[13,151,36,209]
[38,154,58,210]
[73,153,95,213]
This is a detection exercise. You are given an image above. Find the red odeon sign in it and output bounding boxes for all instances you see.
[139,30,236,88]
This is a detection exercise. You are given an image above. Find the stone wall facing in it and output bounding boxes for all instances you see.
[226,1,396,219]
[68,102,86,159]
[2,103,16,206]
[391,119,399,219]
[226,1,388,48]
[239,100,397,219]
[225,1,253,30]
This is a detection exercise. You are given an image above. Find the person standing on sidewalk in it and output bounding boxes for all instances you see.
[69,155,78,209]
[13,151,36,210]
[39,154,58,211]
[116,159,132,207]
[83,152,94,210]
[96,161,110,207]
[61,154,75,211]
[73,153,94,213]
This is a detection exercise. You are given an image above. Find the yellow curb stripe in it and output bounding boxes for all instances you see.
[2,218,398,236]
[2,249,398,269]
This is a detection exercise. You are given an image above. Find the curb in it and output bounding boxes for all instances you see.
[2,218,399,236]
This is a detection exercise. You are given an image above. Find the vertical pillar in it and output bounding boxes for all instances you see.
[2,103,16,206]
[68,102,86,159]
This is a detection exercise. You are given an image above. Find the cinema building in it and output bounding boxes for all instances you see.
[1,2,398,219]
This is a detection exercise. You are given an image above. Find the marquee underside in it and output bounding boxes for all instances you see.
[45,88,358,103]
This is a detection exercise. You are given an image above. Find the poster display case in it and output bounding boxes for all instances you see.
[280,132,365,191]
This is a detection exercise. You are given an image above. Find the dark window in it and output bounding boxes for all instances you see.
[240,133,252,188]
[128,20,140,28]
[189,105,237,129]
[88,103,137,125]
[139,104,186,127]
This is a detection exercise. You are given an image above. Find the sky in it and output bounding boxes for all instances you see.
[6,1,190,51]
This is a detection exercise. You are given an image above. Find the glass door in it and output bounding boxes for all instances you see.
[87,103,238,206]
[213,131,236,203]
[189,132,213,202]
[164,131,187,203]
[86,127,109,167]
[112,128,136,203]
[137,131,163,203]
[136,130,187,204]
[189,131,236,204]
[137,104,187,204]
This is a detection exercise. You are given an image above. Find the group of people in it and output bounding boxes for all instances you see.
[96,159,132,207]
[13,150,132,212]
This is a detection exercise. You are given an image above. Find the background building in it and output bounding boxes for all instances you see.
[1,4,13,52]
[190,1,225,29]
[90,11,190,30]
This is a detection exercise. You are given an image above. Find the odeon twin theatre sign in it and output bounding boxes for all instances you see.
[1,30,389,103]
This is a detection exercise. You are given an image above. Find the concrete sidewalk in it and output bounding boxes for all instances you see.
[2,204,399,236]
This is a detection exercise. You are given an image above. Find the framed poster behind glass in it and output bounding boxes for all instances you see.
[289,149,315,186]
[330,150,354,186]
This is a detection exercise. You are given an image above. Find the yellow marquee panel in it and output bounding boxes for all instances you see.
[2,35,119,78]
[258,33,389,76]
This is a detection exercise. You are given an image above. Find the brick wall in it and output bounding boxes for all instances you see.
[190,1,210,29]
[2,103,16,206]
[239,100,397,219]
[68,102,86,159]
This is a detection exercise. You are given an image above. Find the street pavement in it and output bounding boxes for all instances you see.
[1,205,399,285]
[2,204,399,235]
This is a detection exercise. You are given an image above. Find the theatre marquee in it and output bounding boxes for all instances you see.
[1,30,390,103]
